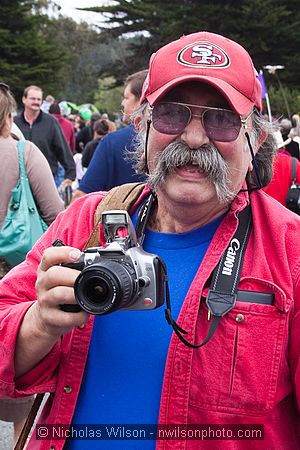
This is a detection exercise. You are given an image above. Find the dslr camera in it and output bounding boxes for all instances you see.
[62,210,166,315]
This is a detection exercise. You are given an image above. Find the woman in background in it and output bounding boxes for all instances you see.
[81,118,110,169]
[0,82,64,444]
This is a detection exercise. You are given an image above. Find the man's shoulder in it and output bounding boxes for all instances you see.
[69,191,108,216]
[75,183,148,211]
[14,112,24,124]
[253,189,300,227]
[39,110,57,124]
[118,124,135,136]
[101,124,134,148]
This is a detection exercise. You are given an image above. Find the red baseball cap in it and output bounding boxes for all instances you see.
[140,31,262,115]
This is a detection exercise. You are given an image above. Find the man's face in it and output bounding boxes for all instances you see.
[22,88,42,113]
[121,83,140,125]
[146,82,255,209]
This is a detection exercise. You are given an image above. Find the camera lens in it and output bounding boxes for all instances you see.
[84,278,112,304]
[74,259,138,315]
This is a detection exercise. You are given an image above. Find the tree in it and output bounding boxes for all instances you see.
[265,86,300,118]
[0,0,69,103]
[42,16,102,103]
[80,0,300,90]
[93,77,124,115]
[41,13,138,103]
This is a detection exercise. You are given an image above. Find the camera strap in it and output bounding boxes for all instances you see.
[135,193,156,244]
[136,197,252,349]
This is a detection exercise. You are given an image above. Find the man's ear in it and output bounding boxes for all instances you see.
[257,128,268,150]
[247,128,268,172]
[133,116,141,132]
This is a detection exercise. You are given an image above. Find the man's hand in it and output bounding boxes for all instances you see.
[15,246,89,377]
[61,178,73,188]
[34,246,89,339]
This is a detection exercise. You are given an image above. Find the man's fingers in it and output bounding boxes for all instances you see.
[37,265,80,292]
[38,246,81,273]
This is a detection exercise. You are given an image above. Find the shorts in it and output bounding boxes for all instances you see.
[0,396,35,422]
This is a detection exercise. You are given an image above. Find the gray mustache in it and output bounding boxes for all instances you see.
[147,141,235,204]
[153,141,228,180]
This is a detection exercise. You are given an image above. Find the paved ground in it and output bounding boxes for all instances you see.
[0,395,48,449]
[0,420,13,449]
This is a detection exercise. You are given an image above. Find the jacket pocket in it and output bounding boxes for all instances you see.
[189,277,289,415]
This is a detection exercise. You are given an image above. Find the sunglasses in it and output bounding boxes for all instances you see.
[150,102,253,142]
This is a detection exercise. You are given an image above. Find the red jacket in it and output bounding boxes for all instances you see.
[52,113,76,154]
[263,151,300,206]
[0,185,300,449]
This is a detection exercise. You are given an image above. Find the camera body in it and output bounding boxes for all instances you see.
[62,210,166,315]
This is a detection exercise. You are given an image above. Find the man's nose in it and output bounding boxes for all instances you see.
[180,115,210,149]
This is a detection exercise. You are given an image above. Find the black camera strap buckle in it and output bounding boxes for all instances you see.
[206,291,237,317]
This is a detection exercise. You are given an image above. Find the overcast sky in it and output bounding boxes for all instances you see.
[54,0,105,24]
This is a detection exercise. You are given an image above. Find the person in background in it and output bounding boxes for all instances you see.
[40,94,55,113]
[49,102,76,154]
[73,114,85,136]
[72,151,86,190]
[75,112,101,153]
[290,113,300,142]
[1,32,300,450]
[11,121,25,140]
[72,70,148,201]
[278,118,300,160]
[14,85,76,188]
[263,129,300,205]
[81,118,110,169]
[70,119,110,195]
[0,82,64,444]
[101,113,117,132]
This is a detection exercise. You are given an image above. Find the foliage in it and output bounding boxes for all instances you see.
[265,86,300,119]
[42,16,102,103]
[2,0,299,112]
[0,0,69,104]
[38,15,140,103]
[93,77,124,116]
[81,0,300,90]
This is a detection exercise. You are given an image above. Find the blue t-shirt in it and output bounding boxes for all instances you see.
[65,214,222,449]
[78,124,145,193]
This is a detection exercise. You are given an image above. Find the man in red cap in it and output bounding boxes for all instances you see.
[0,32,300,449]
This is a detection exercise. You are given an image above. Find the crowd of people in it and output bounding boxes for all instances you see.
[0,29,300,450]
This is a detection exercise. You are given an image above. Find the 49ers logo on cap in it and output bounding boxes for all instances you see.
[177,41,230,68]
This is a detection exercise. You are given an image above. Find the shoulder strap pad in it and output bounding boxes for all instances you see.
[84,182,146,250]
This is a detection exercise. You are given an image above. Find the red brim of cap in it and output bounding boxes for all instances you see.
[145,75,257,116]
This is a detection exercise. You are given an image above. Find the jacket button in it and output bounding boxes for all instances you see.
[50,447,55,450]
[64,385,72,393]
[77,323,85,329]
[235,313,245,323]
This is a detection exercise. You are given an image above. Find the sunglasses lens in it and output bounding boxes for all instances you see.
[152,102,242,142]
[203,109,241,142]
[152,103,190,135]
